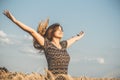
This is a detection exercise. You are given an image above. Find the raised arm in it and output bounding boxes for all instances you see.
[3,10,44,46]
[67,31,84,48]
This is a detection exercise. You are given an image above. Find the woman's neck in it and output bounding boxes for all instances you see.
[51,38,61,49]
[52,37,60,44]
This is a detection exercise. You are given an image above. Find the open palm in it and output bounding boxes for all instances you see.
[3,10,16,22]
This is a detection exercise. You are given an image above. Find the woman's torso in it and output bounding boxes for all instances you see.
[44,39,70,75]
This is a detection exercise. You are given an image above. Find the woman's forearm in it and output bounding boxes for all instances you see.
[3,10,45,46]
[67,31,84,48]
[3,10,35,34]
[14,20,34,34]
[14,20,44,46]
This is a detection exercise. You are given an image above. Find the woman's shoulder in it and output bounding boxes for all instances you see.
[44,38,51,48]
[60,40,67,48]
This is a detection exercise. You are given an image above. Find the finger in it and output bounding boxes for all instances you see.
[79,31,84,34]
[3,10,7,15]
[5,10,11,18]
[3,10,9,16]
[81,31,84,33]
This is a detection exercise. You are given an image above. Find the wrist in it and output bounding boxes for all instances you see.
[77,31,84,36]
[77,34,80,36]
[13,19,17,23]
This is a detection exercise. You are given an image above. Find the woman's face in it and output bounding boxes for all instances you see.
[53,26,63,39]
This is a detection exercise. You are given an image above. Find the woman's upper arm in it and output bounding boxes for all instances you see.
[66,36,81,48]
[60,40,67,49]
[66,38,74,48]
[67,32,84,48]
[3,10,45,46]
[30,30,44,46]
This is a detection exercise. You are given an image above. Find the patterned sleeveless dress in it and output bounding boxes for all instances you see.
[43,39,70,76]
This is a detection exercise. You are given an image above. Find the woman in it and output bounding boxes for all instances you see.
[3,10,84,76]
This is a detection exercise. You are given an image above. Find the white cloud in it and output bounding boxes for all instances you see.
[104,68,120,78]
[85,57,105,64]
[96,58,105,64]
[0,30,7,37]
[19,45,43,58]
[20,46,39,54]
[24,35,33,40]
[0,30,13,44]
[0,31,40,56]
[71,55,105,64]
[0,38,11,44]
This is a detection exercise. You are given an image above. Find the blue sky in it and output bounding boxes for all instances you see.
[0,0,120,78]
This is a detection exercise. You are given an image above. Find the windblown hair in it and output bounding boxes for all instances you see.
[44,23,63,41]
[33,22,63,52]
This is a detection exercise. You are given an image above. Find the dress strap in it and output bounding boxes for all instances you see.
[60,40,67,49]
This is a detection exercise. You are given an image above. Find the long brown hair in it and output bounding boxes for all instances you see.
[44,23,63,41]
[33,23,63,51]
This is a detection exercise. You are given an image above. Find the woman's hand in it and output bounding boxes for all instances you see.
[77,31,84,37]
[3,10,45,46]
[3,10,16,22]
[67,31,85,48]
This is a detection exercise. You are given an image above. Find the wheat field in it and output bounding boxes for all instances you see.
[0,67,120,80]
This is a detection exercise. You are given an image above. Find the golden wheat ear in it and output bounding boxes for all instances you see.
[37,18,49,36]
[44,68,55,80]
